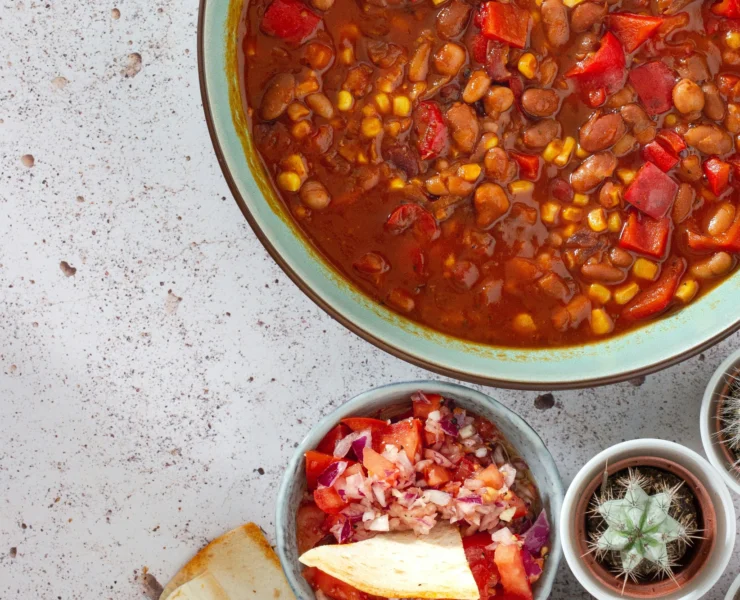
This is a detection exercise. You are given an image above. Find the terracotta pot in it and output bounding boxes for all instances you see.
[715,366,740,477]
[574,456,717,599]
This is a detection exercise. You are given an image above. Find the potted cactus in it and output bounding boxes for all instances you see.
[561,439,736,600]
[701,347,740,495]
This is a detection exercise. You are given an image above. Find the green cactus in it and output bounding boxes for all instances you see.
[589,470,696,585]
[720,373,740,466]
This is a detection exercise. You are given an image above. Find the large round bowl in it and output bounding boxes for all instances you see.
[198,0,740,389]
[275,381,564,600]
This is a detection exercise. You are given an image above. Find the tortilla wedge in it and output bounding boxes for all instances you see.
[159,523,295,600]
[299,522,481,599]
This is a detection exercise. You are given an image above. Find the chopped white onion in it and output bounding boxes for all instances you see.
[499,507,517,522]
[367,514,390,532]
[459,424,476,439]
[475,447,488,458]
[491,527,516,545]
[422,489,452,506]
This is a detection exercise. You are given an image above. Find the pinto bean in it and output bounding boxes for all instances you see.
[539,57,559,87]
[306,93,334,119]
[570,152,618,193]
[579,111,626,152]
[484,147,512,181]
[677,155,703,182]
[571,1,606,33]
[409,42,432,82]
[725,103,740,134]
[672,183,694,224]
[606,85,636,108]
[521,88,560,118]
[690,252,734,279]
[673,78,705,114]
[462,70,492,104]
[433,42,466,76]
[620,103,656,143]
[581,262,626,284]
[446,102,480,153]
[300,180,331,210]
[260,73,295,121]
[683,124,734,154]
[706,202,736,237]
[609,247,633,268]
[484,86,515,116]
[541,0,569,48]
[436,0,472,40]
[676,54,711,82]
[702,83,726,121]
[474,183,510,229]
[523,119,560,149]
[572,32,599,59]
[311,0,334,10]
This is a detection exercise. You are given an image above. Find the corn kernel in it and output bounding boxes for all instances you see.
[576,144,589,159]
[385,121,401,137]
[426,175,448,196]
[664,114,678,126]
[287,102,310,121]
[588,208,608,232]
[542,139,563,163]
[572,193,589,207]
[588,284,612,305]
[295,78,320,98]
[675,279,699,303]
[617,168,636,185]
[554,137,576,167]
[432,0,447,5]
[282,154,308,180]
[458,163,482,182]
[727,31,740,50]
[339,46,354,65]
[530,9,541,22]
[389,177,405,190]
[601,185,622,209]
[562,224,578,238]
[513,313,537,334]
[361,116,383,138]
[614,282,640,305]
[392,96,411,117]
[277,171,302,192]
[563,0,585,6]
[483,134,499,150]
[633,258,659,280]
[541,201,561,225]
[336,90,354,112]
[374,93,391,114]
[562,207,583,222]
[409,82,427,101]
[509,180,534,194]
[591,308,614,335]
[518,53,537,79]
[291,120,313,139]
[356,151,369,164]
[444,253,456,268]
[607,212,623,233]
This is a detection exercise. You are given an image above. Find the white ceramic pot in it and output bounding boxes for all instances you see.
[701,347,740,496]
[560,439,736,600]
[726,573,740,600]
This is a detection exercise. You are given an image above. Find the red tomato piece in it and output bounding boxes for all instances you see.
[361,447,399,482]
[606,13,663,53]
[624,162,679,219]
[565,33,626,107]
[414,101,448,160]
[304,568,369,600]
[454,457,480,482]
[424,463,452,487]
[655,129,687,155]
[509,151,541,181]
[261,0,321,43]
[378,418,423,461]
[297,503,329,554]
[494,544,534,600]
[619,212,672,259]
[305,451,354,491]
[463,532,499,600]
[316,423,351,456]
[703,157,731,196]
[476,464,505,489]
[478,2,530,49]
[313,486,349,514]
[341,417,388,435]
[642,142,679,173]
[385,204,440,242]
[628,61,676,115]
[471,34,489,65]
[412,392,444,419]
[712,0,740,18]
[506,492,529,519]
[623,257,686,321]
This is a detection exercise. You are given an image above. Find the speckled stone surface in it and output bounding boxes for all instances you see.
[1,1,738,599]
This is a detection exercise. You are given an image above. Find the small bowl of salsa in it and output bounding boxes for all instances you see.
[275,381,564,599]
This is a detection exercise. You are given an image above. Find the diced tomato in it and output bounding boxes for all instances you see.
[424,463,452,487]
[378,418,423,461]
[506,492,528,519]
[412,393,444,419]
[473,416,499,442]
[471,34,489,65]
[341,417,388,434]
[713,0,740,18]
[386,203,440,242]
[361,447,399,482]
[313,486,349,514]
[686,211,740,253]
[478,2,530,49]
[494,544,534,600]
[414,101,448,160]
[606,13,663,53]
[655,129,686,155]
[624,162,678,219]
[509,151,541,181]
[476,464,504,489]
[642,142,679,173]
[261,0,321,43]
[704,157,731,195]
[619,212,672,259]
[454,457,480,482]
[623,256,687,321]
[303,568,369,600]
[317,423,351,456]
[305,451,354,491]
[297,503,329,554]
[628,61,676,115]
[464,533,499,600]
[565,33,626,107]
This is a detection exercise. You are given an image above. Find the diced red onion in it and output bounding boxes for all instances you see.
[317,460,348,488]
[330,517,352,544]
[439,417,459,436]
[424,449,455,468]
[351,433,371,462]
[491,527,515,545]
[500,464,517,488]
[411,391,430,404]
[523,510,550,555]
[372,483,388,507]
[459,424,476,439]
[367,514,390,532]
[457,495,482,504]
[522,548,543,578]
[475,447,488,458]
[423,489,452,506]
[334,432,361,458]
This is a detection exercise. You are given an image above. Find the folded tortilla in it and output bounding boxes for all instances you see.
[299,522,480,599]
[160,523,295,600]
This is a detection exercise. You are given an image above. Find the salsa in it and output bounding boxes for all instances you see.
[296,392,550,600]
[239,0,740,348]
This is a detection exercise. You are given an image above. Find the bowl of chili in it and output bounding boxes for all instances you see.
[199,0,740,388]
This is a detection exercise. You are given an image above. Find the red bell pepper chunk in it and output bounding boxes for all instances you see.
[655,129,686,155]
[510,151,542,181]
[619,212,672,259]
[606,13,663,53]
[386,204,440,242]
[712,0,740,18]
[628,61,676,115]
[622,257,687,321]
[313,485,349,514]
[624,162,679,219]
[305,451,354,490]
[642,142,679,173]
[261,0,321,43]
[471,34,490,65]
[414,101,448,160]
[341,417,388,435]
[727,154,740,179]
[703,157,731,195]
[478,2,530,49]
[565,33,626,108]
[687,211,740,253]
[494,543,534,600]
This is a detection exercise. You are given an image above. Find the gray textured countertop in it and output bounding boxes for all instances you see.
[1,1,738,598]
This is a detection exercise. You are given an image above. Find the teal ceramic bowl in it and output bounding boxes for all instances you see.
[198,0,740,389]
[275,381,564,600]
